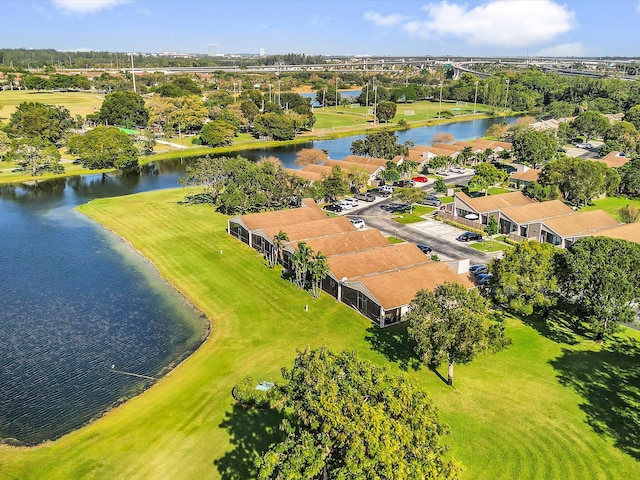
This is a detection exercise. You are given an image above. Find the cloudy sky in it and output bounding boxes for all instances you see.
[5,0,640,57]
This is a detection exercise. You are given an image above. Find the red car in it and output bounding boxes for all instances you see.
[412,176,428,183]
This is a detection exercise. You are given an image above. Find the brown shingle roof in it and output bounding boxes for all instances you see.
[327,243,430,280]
[349,262,475,310]
[323,159,382,175]
[595,223,640,244]
[456,191,535,213]
[301,164,334,176]
[500,200,573,224]
[510,169,540,182]
[264,216,355,242]
[594,151,630,169]
[290,229,390,256]
[285,168,324,183]
[542,210,619,237]
[342,155,388,168]
[238,200,327,231]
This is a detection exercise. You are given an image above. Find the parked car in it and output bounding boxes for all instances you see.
[436,169,451,176]
[338,200,353,210]
[355,192,376,202]
[456,231,483,242]
[472,266,489,277]
[475,273,493,285]
[412,176,428,183]
[420,195,442,207]
[349,218,366,229]
[469,264,487,275]
[575,142,593,149]
[371,188,392,197]
[324,204,343,213]
[416,244,433,254]
[379,185,394,194]
[393,180,415,188]
[450,166,466,174]
[342,197,359,207]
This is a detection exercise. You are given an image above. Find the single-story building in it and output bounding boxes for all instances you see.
[595,222,640,244]
[594,151,630,169]
[509,167,540,189]
[283,228,390,258]
[442,191,536,226]
[498,200,575,237]
[538,209,620,248]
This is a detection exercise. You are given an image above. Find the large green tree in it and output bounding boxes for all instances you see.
[350,130,412,160]
[392,186,426,214]
[321,165,349,203]
[8,137,63,176]
[7,101,74,145]
[623,105,640,131]
[255,348,460,480]
[253,112,295,140]
[98,91,149,128]
[572,111,610,142]
[376,101,397,123]
[199,120,236,147]
[469,163,509,195]
[511,128,558,167]
[538,156,619,206]
[406,283,510,387]
[67,126,138,171]
[491,241,558,315]
[556,236,640,342]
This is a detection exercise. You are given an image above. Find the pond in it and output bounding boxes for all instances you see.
[0,116,518,444]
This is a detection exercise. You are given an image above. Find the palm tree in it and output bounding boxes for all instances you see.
[270,230,289,268]
[309,252,330,298]
[292,242,313,289]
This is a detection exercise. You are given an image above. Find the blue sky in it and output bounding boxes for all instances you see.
[5,0,640,57]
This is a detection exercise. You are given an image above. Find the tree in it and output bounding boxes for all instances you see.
[469,163,509,195]
[294,148,327,167]
[491,241,558,315]
[376,101,397,123]
[350,130,411,159]
[255,348,460,480]
[431,132,455,145]
[618,204,639,223]
[321,165,348,203]
[572,111,610,142]
[309,252,329,298]
[291,242,313,290]
[434,177,448,194]
[199,120,236,147]
[624,105,640,131]
[99,91,149,128]
[485,123,508,140]
[406,282,510,387]
[556,236,640,342]
[67,126,138,172]
[538,156,619,206]
[269,230,289,268]
[240,100,260,123]
[618,158,640,196]
[522,181,560,202]
[7,102,74,145]
[484,216,498,236]
[392,186,426,214]
[0,130,11,161]
[346,165,370,193]
[253,113,296,140]
[8,137,63,176]
[134,130,156,155]
[511,128,558,167]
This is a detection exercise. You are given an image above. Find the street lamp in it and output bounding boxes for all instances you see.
[473,81,479,114]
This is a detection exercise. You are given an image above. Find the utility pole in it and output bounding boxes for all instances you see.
[473,81,479,114]
[438,82,443,118]
[373,77,378,127]
[504,79,510,109]
[130,52,136,94]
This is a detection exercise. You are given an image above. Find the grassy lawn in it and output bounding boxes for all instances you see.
[394,204,435,224]
[387,236,405,244]
[469,239,513,252]
[0,90,104,121]
[1,187,638,479]
[582,196,640,222]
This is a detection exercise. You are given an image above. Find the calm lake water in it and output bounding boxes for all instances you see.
[0,116,517,444]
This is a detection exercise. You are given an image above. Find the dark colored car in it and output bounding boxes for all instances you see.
[355,192,376,202]
[393,180,415,188]
[456,231,483,242]
[416,244,433,254]
[469,264,487,275]
[472,266,489,277]
[324,203,344,213]
[475,273,493,285]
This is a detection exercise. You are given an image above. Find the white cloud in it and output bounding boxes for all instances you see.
[51,0,130,14]
[363,11,410,27]
[535,42,588,57]
[637,1,640,13]
[396,1,576,48]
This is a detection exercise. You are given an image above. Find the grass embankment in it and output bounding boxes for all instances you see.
[1,187,638,479]
[582,196,640,222]
[0,90,105,120]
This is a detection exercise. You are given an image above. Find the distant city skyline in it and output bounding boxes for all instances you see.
[4,0,640,57]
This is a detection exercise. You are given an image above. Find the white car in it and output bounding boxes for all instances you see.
[450,166,466,174]
[435,170,451,176]
[342,197,359,207]
[349,218,365,229]
[338,200,353,210]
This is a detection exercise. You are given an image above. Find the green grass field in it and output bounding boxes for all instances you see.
[582,196,640,221]
[0,187,637,479]
[0,90,104,121]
